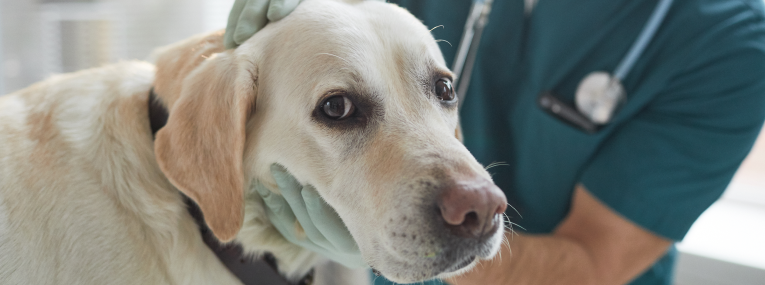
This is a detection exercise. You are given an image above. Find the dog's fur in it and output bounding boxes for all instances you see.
[0,0,505,284]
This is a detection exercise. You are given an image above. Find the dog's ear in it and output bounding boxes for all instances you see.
[152,31,227,107]
[153,31,254,242]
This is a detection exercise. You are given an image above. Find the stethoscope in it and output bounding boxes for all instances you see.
[452,0,674,134]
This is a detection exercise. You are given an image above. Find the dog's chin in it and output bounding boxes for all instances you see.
[372,226,504,283]
[376,255,481,283]
[436,257,478,279]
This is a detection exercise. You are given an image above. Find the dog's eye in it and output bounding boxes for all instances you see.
[322,95,356,120]
[435,79,455,101]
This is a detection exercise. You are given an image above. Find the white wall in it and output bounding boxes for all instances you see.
[1,0,45,94]
[0,3,4,95]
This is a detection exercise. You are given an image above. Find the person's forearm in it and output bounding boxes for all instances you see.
[448,233,598,285]
[503,233,598,284]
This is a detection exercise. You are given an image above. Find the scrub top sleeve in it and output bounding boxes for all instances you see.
[579,37,765,241]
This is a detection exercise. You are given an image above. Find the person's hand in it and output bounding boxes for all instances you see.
[224,0,303,49]
[224,0,386,49]
[255,164,367,268]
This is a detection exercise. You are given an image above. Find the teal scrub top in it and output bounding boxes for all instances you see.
[373,0,765,284]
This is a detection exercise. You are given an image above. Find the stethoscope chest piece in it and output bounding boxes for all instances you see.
[575,71,626,125]
[536,0,674,133]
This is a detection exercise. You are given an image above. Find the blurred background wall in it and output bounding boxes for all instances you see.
[0,0,233,95]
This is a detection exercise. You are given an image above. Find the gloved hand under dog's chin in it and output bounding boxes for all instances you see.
[254,164,367,268]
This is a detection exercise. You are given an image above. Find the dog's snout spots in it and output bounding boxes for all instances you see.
[377,174,505,281]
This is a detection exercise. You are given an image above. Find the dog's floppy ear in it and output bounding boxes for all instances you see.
[153,31,255,242]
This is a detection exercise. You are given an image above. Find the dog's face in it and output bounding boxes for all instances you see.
[152,0,507,283]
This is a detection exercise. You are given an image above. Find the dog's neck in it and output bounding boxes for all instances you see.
[147,89,314,285]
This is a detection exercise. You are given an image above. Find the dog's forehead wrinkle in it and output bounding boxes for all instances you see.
[372,46,453,129]
[268,0,447,119]
[295,0,442,85]
[314,52,352,66]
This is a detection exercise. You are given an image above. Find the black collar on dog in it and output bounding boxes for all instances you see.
[148,88,169,138]
[148,88,315,285]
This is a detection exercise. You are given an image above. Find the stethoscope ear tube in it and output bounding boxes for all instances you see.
[613,0,674,80]
[452,0,493,109]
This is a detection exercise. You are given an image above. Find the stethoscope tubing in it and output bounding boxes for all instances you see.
[453,0,674,132]
[613,0,674,80]
[452,0,493,106]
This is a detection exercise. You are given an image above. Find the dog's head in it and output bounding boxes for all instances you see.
[152,0,507,282]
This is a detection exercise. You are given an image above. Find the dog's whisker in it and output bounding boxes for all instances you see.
[435,39,452,47]
[495,236,505,262]
[506,203,522,219]
[502,212,525,231]
[429,24,445,32]
[484,161,509,170]
[505,221,526,232]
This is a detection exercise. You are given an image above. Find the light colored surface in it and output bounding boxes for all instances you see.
[675,252,765,285]
[0,5,4,95]
[675,127,765,284]
[677,198,765,269]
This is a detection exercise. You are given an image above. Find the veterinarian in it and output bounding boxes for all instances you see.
[225,0,765,284]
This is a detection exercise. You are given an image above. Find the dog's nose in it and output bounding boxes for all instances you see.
[438,178,507,239]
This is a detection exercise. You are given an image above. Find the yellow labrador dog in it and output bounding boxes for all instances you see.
[0,0,507,284]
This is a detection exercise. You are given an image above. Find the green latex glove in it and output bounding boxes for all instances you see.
[255,164,367,268]
[224,0,386,49]
[224,0,303,49]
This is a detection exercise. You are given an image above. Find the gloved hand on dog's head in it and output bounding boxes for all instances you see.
[224,0,303,49]
[254,164,367,268]
[224,0,386,49]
